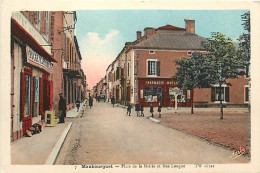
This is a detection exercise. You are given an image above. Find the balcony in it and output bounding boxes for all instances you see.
[63,61,81,70]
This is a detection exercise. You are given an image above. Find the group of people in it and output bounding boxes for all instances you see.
[58,92,163,124]
[58,93,94,123]
[126,102,162,118]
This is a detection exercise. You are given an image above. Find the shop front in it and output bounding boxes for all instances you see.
[138,78,192,107]
[20,46,54,135]
[11,15,56,139]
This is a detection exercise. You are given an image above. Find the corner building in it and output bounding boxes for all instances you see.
[126,19,248,107]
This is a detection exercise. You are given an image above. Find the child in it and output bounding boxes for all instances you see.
[158,102,162,118]
[140,105,144,117]
[150,104,154,117]
[135,104,140,117]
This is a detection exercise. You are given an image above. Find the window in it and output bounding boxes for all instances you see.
[149,50,155,54]
[25,75,31,116]
[148,60,160,76]
[35,11,42,30]
[127,62,130,77]
[245,85,250,102]
[211,86,229,102]
[45,11,50,38]
[33,77,40,117]
[144,87,163,102]
[187,51,192,55]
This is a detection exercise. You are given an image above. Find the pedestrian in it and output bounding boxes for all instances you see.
[58,93,66,123]
[158,102,162,118]
[150,104,154,117]
[76,98,80,112]
[97,95,100,102]
[89,96,93,109]
[111,96,115,107]
[140,104,144,117]
[135,103,140,117]
[127,102,132,116]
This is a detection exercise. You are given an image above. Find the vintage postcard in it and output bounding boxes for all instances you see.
[1,0,260,172]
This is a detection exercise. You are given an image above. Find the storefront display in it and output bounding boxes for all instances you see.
[138,78,191,107]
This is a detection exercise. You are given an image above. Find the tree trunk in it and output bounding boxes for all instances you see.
[219,83,224,119]
[191,89,194,114]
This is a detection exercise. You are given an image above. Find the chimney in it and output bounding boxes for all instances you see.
[144,27,156,39]
[185,19,195,34]
[137,31,142,40]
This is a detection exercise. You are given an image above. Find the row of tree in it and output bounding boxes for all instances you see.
[174,12,250,119]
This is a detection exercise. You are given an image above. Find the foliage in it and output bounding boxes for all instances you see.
[175,53,216,90]
[238,11,250,76]
[175,32,244,118]
[204,32,244,85]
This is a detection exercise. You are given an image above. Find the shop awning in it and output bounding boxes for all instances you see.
[11,18,57,63]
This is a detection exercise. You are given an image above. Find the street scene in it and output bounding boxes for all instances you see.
[54,102,249,164]
[8,8,254,171]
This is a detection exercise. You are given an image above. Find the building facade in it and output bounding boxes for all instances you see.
[97,19,249,108]
[10,11,87,142]
[11,11,56,141]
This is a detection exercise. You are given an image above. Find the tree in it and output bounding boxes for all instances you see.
[204,32,244,119]
[238,12,250,77]
[175,53,216,114]
[238,11,251,112]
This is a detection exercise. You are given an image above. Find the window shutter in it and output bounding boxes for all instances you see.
[157,61,160,76]
[148,61,150,75]
[225,87,229,102]
[211,87,215,102]
[20,72,25,120]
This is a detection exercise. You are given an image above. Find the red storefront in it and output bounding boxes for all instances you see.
[138,78,192,107]
[11,17,56,137]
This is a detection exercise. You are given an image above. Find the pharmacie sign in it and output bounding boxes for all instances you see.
[145,80,177,85]
[26,45,53,73]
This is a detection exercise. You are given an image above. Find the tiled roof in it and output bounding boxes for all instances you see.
[135,33,206,50]
[157,24,185,31]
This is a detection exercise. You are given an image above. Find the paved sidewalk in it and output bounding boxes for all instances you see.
[66,100,87,118]
[10,102,85,165]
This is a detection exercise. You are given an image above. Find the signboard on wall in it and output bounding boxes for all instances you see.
[26,45,53,73]
[169,87,182,96]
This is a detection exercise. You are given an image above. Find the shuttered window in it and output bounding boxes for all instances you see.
[148,60,160,76]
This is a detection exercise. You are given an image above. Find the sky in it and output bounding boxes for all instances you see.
[75,10,248,89]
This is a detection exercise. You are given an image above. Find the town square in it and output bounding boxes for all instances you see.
[1,1,260,173]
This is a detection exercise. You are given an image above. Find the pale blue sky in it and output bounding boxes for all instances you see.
[75,10,249,88]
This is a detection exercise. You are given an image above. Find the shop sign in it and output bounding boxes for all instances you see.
[145,80,177,85]
[26,45,53,73]
[169,87,182,96]
[166,80,177,85]
[146,81,164,85]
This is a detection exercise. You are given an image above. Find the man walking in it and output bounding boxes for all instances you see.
[127,102,132,116]
[76,98,80,112]
[89,96,93,109]
[58,93,66,123]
